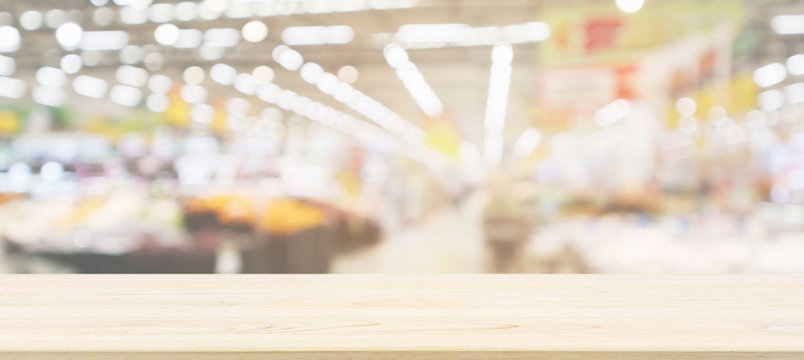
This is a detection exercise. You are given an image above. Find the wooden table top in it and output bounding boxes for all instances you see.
[1,275,803,359]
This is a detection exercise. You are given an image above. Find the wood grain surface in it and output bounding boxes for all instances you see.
[1,275,803,359]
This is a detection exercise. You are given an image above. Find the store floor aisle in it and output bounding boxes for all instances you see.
[333,196,488,273]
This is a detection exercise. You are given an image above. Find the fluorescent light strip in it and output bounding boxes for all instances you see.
[36,66,67,88]
[124,63,441,167]
[272,45,425,144]
[384,44,444,117]
[134,65,400,152]
[483,42,513,167]
[0,76,25,99]
[281,25,354,45]
[754,63,787,88]
[249,77,397,151]
[80,31,130,50]
[771,15,804,35]
[228,65,442,166]
[118,0,421,24]
[394,21,550,49]
[110,84,142,107]
[72,75,108,99]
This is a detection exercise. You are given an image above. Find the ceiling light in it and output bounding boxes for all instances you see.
[197,1,222,20]
[119,7,148,25]
[174,29,203,48]
[387,46,443,117]
[92,7,115,26]
[242,20,268,43]
[36,67,67,87]
[80,30,129,50]
[383,44,408,68]
[300,62,324,83]
[119,45,145,64]
[225,1,252,18]
[513,128,542,158]
[148,3,175,23]
[234,73,257,94]
[784,83,804,104]
[183,65,205,84]
[754,63,787,88]
[129,0,153,9]
[198,44,225,60]
[180,84,208,104]
[44,9,66,28]
[116,65,148,87]
[72,75,108,99]
[60,54,82,74]
[210,63,237,85]
[521,21,551,41]
[253,66,274,83]
[257,83,280,102]
[203,0,229,13]
[0,77,25,99]
[484,42,514,166]
[81,50,103,67]
[19,11,43,31]
[771,15,804,35]
[788,54,804,76]
[615,0,645,13]
[0,55,14,76]
[110,85,142,107]
[758,89,785,111]
[274,46,303,70]
[491,41,513,63]
[204,28,239,47]
[337,65,359,84]
[143,52,165,71]
[0,26,20,52]
[154,24,180,46]
[397,24,468,43]
[148,74,172,94]
[145,93,169,113]
[175,2,198,21]
[281,25,354,45]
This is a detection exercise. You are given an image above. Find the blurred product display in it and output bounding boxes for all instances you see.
[0,0,802,274]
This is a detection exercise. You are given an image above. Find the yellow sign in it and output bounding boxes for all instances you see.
[541,1,745,66]
[164,90,190,127]
[0,110,20,134]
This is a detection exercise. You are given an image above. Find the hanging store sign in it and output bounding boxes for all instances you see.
[540,1,745,67]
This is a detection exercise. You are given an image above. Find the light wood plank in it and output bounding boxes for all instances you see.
[1,275,803,359]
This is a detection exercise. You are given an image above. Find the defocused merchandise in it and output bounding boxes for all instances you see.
[0,0,802,273]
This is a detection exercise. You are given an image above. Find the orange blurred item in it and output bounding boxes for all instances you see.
[217,196,256,226]
[256,198,326,235]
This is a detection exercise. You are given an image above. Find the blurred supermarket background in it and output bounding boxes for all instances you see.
[0,0,802,273]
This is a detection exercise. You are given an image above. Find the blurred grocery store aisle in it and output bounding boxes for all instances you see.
[334,194,487,273]
[1,0,803,275]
